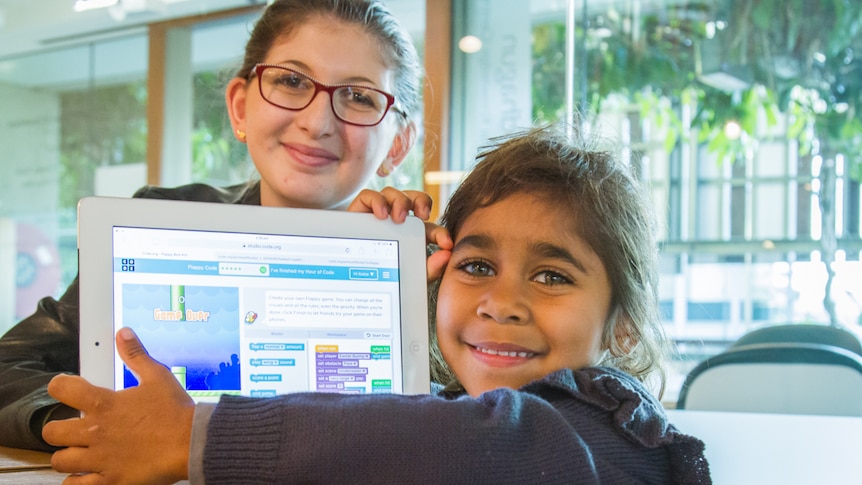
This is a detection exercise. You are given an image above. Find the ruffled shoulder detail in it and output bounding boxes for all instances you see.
[524,368,712,484]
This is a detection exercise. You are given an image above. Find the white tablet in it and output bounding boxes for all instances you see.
[78,196,431,401]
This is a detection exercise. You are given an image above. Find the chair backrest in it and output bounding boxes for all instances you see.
[731,324,862,356]
[676,342,862,416]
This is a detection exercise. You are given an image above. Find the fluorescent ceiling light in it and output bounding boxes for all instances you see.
[74,0,120,12]
[424,171,465,186]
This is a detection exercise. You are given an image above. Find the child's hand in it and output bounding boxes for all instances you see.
[425,222,452,282]
[348,188,452,283]
[348,187,433,223]
[43,327,194,485]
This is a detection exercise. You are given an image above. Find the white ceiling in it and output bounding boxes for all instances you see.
[0,0,426,60]
[0,0,428,92]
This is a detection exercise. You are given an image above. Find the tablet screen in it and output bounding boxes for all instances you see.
[111,225,408,401]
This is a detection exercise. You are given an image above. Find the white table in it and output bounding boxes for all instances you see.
[0,445,63,484]
[667,409,862,485]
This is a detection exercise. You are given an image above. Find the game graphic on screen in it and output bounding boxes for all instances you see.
[120,283,240,397]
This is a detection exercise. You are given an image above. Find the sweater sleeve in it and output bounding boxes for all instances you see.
[202,369,711,484]
[189,403,216,485]
[204,390,600,484]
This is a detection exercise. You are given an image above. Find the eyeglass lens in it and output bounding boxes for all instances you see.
[257,66,393,126]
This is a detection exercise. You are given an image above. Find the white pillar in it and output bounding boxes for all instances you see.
[452,0,533,173]
[160,26,194,187]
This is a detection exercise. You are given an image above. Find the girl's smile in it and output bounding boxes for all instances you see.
[470,343,541,367]
[282,141,340,169]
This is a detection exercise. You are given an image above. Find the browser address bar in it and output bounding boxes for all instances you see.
[214,244,353,260]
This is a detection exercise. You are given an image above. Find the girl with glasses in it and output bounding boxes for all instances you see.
[0,0,448,452]
[222,0,424,210]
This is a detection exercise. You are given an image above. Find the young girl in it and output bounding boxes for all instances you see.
[0,0,448,452]
[44,123,712,484]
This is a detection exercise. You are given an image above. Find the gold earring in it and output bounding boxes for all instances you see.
[377,164,391,177]
[236,129,247,142]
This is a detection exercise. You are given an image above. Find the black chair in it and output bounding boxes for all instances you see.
[676,325,862,416]
[730,323,862,356]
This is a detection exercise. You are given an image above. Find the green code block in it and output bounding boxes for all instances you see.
[372,379,392,388]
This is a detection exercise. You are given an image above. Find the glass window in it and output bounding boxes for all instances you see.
[447,0,862,403]
[0,34,148,330]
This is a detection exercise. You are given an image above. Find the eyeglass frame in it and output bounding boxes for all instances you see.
[248,63,402,127]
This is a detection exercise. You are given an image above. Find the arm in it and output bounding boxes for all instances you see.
[203,386,603,484]
[0,278,80,451]
[203,371,708,484]
[44,329,706,484]
[45,328,600,484]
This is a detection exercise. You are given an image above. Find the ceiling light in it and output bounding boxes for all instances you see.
[74,0,120,12]
[458,35,482,54]
[424,171,465,186]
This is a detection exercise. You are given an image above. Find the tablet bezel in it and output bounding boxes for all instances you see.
[78,196,431,396]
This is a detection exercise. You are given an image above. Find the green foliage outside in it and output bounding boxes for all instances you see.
[190,70,253,185]
[531,0,862,179]
[529,0,862,327]
[59,82,147,209]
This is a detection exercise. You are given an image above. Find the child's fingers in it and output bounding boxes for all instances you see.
[425,223,453,250]
[399,190,433,220]
[346,190,390,219]
[46,374,105,415]
[426,250,451,283]
[347,188,434,223]
[115,327,171,384]
[58,473,105,485]
[51,446,101,475]
[378,187,411,222]
[42,416,89,448]
[424,223,453,282]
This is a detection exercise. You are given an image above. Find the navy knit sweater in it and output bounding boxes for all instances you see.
[203,367,711,484]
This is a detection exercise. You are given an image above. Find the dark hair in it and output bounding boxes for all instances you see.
[429,121,670,394]
[236,0,421,118]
